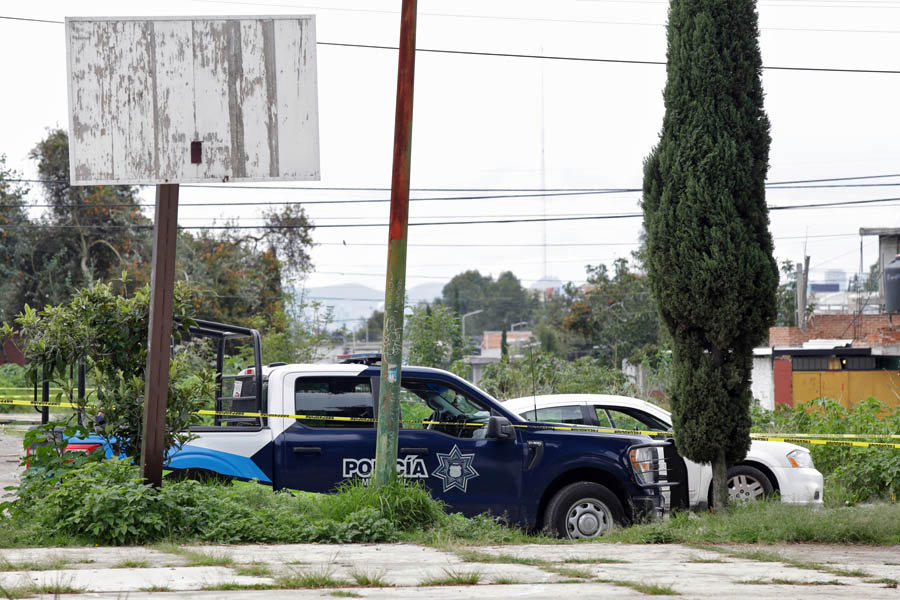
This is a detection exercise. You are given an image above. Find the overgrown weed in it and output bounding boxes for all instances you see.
[604,500,900,545]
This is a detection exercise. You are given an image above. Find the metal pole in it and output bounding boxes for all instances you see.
[373,0,418,489]
[41,363,49,425]
[140,183,180,487]
[461,309,483,341]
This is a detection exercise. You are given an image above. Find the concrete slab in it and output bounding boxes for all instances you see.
[0,567,270,593]
[183,543,558,586]
[0,546,188,569]
[0,542,897,599]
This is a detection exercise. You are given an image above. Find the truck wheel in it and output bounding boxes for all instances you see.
[166,468,232,485]
[543,482,625,539]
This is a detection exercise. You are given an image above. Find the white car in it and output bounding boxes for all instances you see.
[503,394,824,508]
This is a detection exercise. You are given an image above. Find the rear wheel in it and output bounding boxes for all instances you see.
[543,482,625,539]
[166,468,232,485]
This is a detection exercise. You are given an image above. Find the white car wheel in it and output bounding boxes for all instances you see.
[726,465,774,503]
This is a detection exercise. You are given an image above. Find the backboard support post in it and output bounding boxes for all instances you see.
[140,183,180,488]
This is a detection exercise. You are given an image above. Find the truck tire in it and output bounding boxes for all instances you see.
[543,482,625,539]
[166,468,232,485]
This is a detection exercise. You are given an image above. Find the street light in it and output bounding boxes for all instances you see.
[461,309,483,341]
[510,321,528,331]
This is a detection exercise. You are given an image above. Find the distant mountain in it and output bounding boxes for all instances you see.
[299,280,447,329]
[407,281,446,305]
[301,283,383,329]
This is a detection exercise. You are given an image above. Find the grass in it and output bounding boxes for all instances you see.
[685,557,726,564]
[348,568,390,587]
[865,578,898,588]
[276,567,349,589]
[602,501,900,545]
[561,557,629,564]
[233,563,273,577]
[200,582,279,591]
[111,559,150,569]
[0,556,69,571]
[492,576,525,584]
[0,578,85,598]
[735,578,845,585]
[420,568,482,586]
[329,592,362,598]
[699,545,872,579]
[166,547,234,567]
[139,585,172,592]
[455,550,549,567]
[543,565,594,579]
[702,547,783,562]
[597,579,680,595]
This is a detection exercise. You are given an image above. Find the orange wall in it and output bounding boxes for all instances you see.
[792,370,900,409]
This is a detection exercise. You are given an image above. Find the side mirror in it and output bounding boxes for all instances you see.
[486,416,515,441]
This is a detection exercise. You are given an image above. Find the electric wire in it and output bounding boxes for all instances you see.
[2,15,900,74]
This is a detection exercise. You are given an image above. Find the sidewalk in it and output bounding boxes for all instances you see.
[0,542,898,599]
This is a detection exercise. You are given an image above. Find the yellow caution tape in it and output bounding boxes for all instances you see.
[6,398,900,448]
[0,399,79,409]
[751,432,900,440]
[749,434,900,450]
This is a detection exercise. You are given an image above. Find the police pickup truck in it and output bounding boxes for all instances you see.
[73,321,677,539]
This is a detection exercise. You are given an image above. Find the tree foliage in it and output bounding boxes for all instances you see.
[478,352,638,400]
[4,130,316,334]
[7,281,213,459]
[405,304,461,369]
[440,270,537,336]
[30,129,152,289]
[563,257,659,366]
[641,0,778,502]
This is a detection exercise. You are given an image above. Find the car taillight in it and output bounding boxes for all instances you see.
[26,443,103,468]
[64,443,103,454]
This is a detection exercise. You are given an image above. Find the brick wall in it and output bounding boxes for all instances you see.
[769,314,900,347]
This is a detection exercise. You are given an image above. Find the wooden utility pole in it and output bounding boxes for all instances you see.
[140,183,180,487]
[373,0,418,488]
[796,255,810,331]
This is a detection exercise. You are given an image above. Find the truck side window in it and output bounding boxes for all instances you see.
[399,379,491,439]
[294,377,375,429]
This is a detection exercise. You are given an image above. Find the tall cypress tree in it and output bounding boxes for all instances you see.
[642,0,778,509]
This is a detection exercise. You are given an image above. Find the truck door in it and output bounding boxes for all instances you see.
[396,377,525,521]
[278,374,377,493]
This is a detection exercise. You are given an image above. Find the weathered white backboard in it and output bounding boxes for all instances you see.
[65,16,320,185]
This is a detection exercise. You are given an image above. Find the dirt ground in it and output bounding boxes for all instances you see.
[0,423,26,493]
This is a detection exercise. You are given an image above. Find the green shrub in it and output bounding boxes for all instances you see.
[3,463,462,546]
[752,397,900,503]
[0,363,28,413]
[314,477,445,531]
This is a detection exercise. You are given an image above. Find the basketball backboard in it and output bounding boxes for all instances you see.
[65,16,320,185]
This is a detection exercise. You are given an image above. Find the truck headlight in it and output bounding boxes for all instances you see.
[787,449,814,469]
[629,447,658,484]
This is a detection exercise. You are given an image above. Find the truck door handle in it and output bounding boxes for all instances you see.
[400,447,429,456]
[293,446,322,455]
[527,440,544,470]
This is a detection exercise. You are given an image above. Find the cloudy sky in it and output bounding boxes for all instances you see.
[2,0,899,300]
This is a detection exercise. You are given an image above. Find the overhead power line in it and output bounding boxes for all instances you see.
[0,194,898,231]
[2,15,900,74]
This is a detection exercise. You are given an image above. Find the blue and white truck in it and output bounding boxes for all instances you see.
[70,320,681,539]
